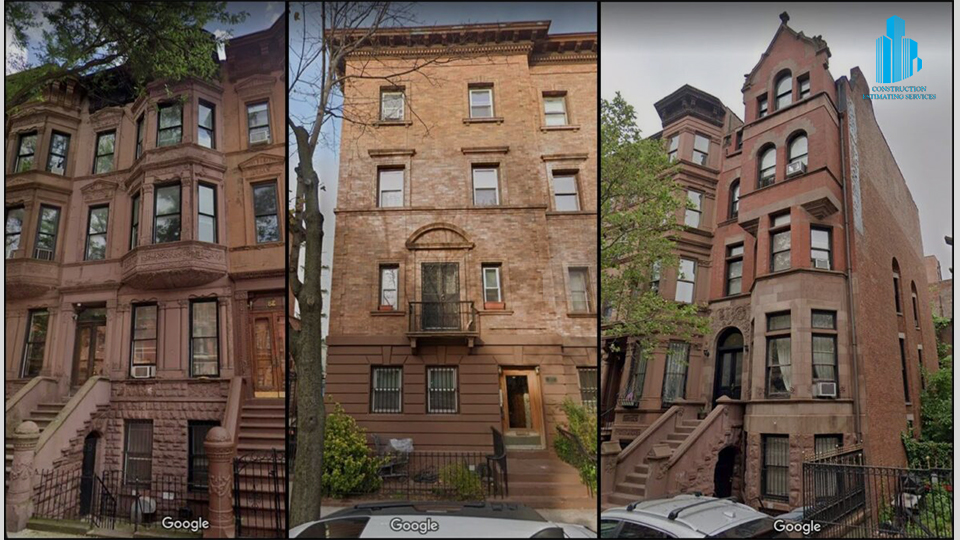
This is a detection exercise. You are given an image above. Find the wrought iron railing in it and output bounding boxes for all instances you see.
[234,450,286,538]
[370,450,502,501]
[408,301,478,334]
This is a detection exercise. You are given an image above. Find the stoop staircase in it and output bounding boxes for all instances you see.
[502,450,597,509]
[5,395,77,490]
[234,397,286,536]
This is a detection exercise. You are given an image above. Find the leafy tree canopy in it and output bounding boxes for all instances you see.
[5,1,246,112]
[601,93,709,355]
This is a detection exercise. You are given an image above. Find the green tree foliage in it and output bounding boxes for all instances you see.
[322,402,384,498]
[554,399,597,493]
[919,355,953,444]
[601,93,709,355]
[932,314,952,359]
[4,1,246,112]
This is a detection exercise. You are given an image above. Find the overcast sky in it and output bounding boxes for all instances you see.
[602,2,953,279]
[288,2,598,336]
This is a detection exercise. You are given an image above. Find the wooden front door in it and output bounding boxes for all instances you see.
[72,307,106,387]
[499,368,544,448]
[248,295,285,397]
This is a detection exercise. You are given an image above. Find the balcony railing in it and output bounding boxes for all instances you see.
[408,301,479,335]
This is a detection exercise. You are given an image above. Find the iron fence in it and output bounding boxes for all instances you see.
[234,450,286,538]
[802,446,953,538]
[369,450,503,501]
[408,301,478,334]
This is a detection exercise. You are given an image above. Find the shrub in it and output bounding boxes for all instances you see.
[903,433,953,469]
[554,398,597,493]
[437,463,484,500]
[919,356,953,444]
[322,402,384,498]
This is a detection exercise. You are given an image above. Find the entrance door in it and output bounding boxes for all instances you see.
[713,329,744,407]
[421,263,460,330]
[499,369,544,448]
[714,446,738,498]
[79,432,99,515]
[249,295,285,397]
[72,307,107,387]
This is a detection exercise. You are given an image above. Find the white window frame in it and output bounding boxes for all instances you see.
[380,265,399,309]
[543,95,567,126]
[675,258,696,303]
[380,91,404,121]
[482,265,502,303]
[378,169,404,208]
[472,167,500,206]
[553,173,580,211]
[568,267,592,313]
[469,87,494,118]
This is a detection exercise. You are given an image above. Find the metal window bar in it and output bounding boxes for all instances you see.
[427,367,458,413]
[372,367,402,413]
[408,301,477,334]
[762,435,790,501]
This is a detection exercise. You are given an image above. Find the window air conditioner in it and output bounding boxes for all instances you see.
[786,161,807,177]
[34,248,54,261]
[813,381,837,398]
[131,365,156,379]
[250,130,270,144]
[813,258,831,270]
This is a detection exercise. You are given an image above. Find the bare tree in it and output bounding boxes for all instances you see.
[287,1,472,525]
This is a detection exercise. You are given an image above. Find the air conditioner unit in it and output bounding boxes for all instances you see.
[249,130,270,144]
[813,258,831,270]
[813,381,837,398]
[131,365,156,379]
[786,161,807,177]
[33,248,54,261]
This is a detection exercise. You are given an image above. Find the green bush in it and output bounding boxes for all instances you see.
[919,356,953,444]
[554,398,597,493]
[437,463,484,500]
[903,433,953,469]
[907,482,953,537]
[322,402,385,497]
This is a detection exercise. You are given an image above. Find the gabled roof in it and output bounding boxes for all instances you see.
[741,12,831,92]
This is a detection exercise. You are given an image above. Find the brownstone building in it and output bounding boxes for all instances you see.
[325,21,597,508]
[601,13,940,512]
[4,18,285,534]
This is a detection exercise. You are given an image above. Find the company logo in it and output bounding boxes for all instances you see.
[875,16,922,83]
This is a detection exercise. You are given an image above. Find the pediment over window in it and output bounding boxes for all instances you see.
[235,74,277,98]
[81,179,119,203]
[405,223,474,250]
[238,153,284,178]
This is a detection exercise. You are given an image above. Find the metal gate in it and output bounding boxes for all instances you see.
[234,450,286,538]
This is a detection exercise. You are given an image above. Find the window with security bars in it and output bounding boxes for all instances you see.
[427,367,458,413]
[188,421,217,491]
[372,367,402,413]
[662,342,689,406]
[578,367,598,410]
[624,345,647,402]
[124,420,153,486]
[762,435,789,500]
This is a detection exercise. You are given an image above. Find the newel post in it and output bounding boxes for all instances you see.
[5,421,40,532]
[204,426,236,538]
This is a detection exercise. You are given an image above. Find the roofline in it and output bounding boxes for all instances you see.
[328,20,552,37]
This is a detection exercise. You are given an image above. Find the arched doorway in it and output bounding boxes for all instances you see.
[713,328,743,407]
[79,431,100,515]
[714,446,739,498]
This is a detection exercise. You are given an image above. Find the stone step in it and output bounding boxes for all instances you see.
[633,463,649,474]
[625,472,648,485]
[606,492,640,507]
[616,482,646,497]
[239,418,286,429]
[242,402,285,412]
[237,441,284,453]
[666,432,689,442]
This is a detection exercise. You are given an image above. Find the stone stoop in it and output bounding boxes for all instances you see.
[602,418,701,511]
[4,397,74,490]
[53,403,112,469]
[501,450,596,509]
[234,397,286,537]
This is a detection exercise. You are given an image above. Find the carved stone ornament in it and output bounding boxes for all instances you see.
[81,179,119,203]
[8,462,32,481]
[208,474,231,497]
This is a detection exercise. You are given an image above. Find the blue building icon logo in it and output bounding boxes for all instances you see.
[875,16,922,83]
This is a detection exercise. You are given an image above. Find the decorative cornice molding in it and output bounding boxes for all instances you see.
[368,148,416,158]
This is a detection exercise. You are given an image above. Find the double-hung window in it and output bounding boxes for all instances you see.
[472,167,499,206]
[578,367,598,410]
[799,75,811,99]
[685,190,702,227]
[766,312,792,396]
[775,73,793,110]
[812,310,837,385]
[468,86,494,118]
[482,264,503,304]
[729,180,740,219]
[762,435,789,500]
[197,184,217,243]
[568,267,591,312]
[810,227,831,269]
[123,420,153,486]
[154,184,181,243]
[726,244,744,296]
[188,421,217,491]
[770,213,791,272]
[253,182,280,243]
[198,101,215,149]
[427,367,458,414]
[758,95,768,118]
[131,304,158,376]
[135,114,145,159]
[190,299,219,377]
[379,265,398,309]
[34,205,60,260]
[93,131,116,174]
[84,205,109,260]
[667,134,679,162]
[15,132,37,172]
[157,102,183,147]
[758,146,776,187]
[371,366,402,413]
[5,206,24,259]
[21,309,49,378]
[247,102,271,144]
[380,90,404,121]
[693,134,710,165]
[899,337,910,402]
[129,194,141,250]
[46,132,70,174]
[675,258,696,303]
[543,94,568,126]
[377,169,403,208]
[553,173,580,211]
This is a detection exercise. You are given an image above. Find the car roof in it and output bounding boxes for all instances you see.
[361,515,559,538]
[602,494,769,536]
[326,501,548,522]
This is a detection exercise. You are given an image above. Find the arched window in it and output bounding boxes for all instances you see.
[729,180,740,219]
[758,145,776,188]
[892,259,903,314]
[910,281,920,328]
[775,72,793,110]
[788,133,808,168]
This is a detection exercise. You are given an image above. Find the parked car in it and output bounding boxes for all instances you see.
[290,501,596,538]
[601,494,800,538]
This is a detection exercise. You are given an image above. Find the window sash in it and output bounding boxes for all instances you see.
[553,174,579,211]
[153,184,181,243]
[197,184,217,243]
[543,96,567,125]
[157,103,183,147]
[625,346,647,401]
[662,342,689,404]
[762,435,789,499]
[198,102,215,149]
[46,132,70,174]
[84,206,110,261]
[899,338,910,401]
[667,135,679,161]
[578,367,598,410]
[247,102,271,143]
[675,259,696,303]
[427,367,458,413]
[380,266,398,308]
[482,266,502,303]
[94,132,116,174]
[693,135,709,164]
[726,258,743,296]
[124,421,153,486]
[372,367,402,413]
[380,92,404,121]
[775,76,793,109]
[766,336,792,396]
[799,77,811,99]
[568,268,590,312]
[6,206,24,259]
[730,182,740,218]
[130,195,141,250]
[252,182,280,243]
[15,133,37,172]
[469,88,493,118]
[758,96,768,117]
[811,310,836,329]
[472,168,499,206]
[812,335,837,382]
[378,170,404,208]
[771,229,791,272]
[131,304,158,369]
[136,115,145,159]
[188,422,217,491]
[34,205,60,260]
[190,300,219,377]
[685,190,702,227]
[21,309,49,378]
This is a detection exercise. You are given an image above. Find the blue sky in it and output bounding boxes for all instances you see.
[287,2,598,336]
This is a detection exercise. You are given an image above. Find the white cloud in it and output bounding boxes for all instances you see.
[6,27,28,74]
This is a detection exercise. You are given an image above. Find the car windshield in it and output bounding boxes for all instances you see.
[710,517,791,538]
